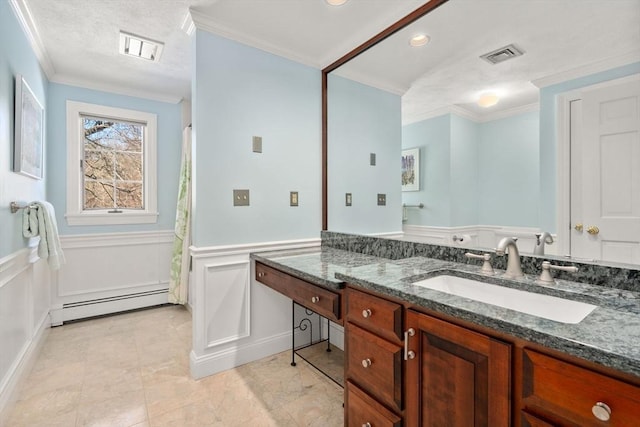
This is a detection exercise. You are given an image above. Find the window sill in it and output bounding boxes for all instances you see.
[66,211,159,226]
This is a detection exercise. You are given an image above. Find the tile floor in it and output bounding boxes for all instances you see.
[1,305,344,426]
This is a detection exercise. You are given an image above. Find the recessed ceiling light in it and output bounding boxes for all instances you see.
[409,34,430,47]
[478,93,500,108]
[119,31,164,62]
[326,0,348,6]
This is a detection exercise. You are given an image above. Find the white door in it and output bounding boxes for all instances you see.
[570,76,640,263]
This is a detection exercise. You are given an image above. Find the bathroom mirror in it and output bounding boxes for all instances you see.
[324,0,640,265]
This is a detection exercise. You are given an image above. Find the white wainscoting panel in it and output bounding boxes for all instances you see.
[50,230,174,325]
[0,247,50,419]
[204,260,250,348]
[403,224,560,256]
[189,238,321,379]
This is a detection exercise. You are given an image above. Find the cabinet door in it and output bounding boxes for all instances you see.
[405,310,511,427]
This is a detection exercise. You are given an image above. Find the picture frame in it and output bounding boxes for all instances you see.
[402,148,420,191]
[14,74,44,179]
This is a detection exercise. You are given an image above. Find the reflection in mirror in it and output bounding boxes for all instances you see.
[327,0,640,265]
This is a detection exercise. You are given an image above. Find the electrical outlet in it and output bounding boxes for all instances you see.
[252,136,262,153]
[370,153,376,166]
[345,193,352,206]
[290,191,299,206]
[233,189,250,206]
[377,193,386,206]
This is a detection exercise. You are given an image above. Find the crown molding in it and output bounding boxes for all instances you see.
[50,74,183,104]
[9,0,55,79]
[532,51,640,88]
[332,68,406,96]
[181,11,195,36]
[189,9,322,69]
[404,102,540,126]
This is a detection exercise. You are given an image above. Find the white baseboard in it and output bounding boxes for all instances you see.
[0,312,49,420]
[50,288,169,326]
[190,331,292,379]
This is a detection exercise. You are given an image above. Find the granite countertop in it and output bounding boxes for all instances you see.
[251,247,640,378]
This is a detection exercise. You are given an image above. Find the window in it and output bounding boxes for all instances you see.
[66,101,158,225]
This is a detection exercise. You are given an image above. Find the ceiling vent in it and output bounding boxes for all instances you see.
[119,31,164,62]
[480,44,524,65]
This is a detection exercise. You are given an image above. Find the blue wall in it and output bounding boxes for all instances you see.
[402,110,539,228]
[328,74,402,234]
[0,1,48,259]
[402,114,451,226]
[47,83,182,235]
[539,62,640,232]
[192,30,321,246]
[478,111,539,226]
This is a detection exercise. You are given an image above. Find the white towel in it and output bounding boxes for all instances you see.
[22,201,66,270]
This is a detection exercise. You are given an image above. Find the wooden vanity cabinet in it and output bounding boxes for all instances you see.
[405,309,512,427]
[345,287,404,425]
[521,349,640,426]
[255,262,341,323]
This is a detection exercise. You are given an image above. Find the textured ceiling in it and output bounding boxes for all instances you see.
[20,0,640,121]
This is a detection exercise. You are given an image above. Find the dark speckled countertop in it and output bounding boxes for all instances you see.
[251,247,640,378]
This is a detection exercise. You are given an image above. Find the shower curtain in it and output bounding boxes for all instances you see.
[168,126,192,304]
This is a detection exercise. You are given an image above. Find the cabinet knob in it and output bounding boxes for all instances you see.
[574,223,583,232]
[592,402,611,421]
[361,358,372,368]
[362,423,372,427]
[257,272,265,278]
[362,309,372,318]
[311,296,320,303]
[587,225,600,235]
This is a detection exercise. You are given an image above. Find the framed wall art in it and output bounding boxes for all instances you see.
[14,74,44,179]
[402,148,420,191]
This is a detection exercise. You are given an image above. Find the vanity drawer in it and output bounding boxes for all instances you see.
[255,262,341,322]
[522,349,640,426]
[347,287,403,344]
[346,381,402,427]
[346,323,403,411]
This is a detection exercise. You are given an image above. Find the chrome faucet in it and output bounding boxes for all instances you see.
[533,231,554,255]
[495,237,524,278]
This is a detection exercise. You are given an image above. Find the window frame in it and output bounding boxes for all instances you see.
[66,101,158,225]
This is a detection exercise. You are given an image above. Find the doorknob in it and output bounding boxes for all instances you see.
[587,225,600,235]
[574,223,583,232]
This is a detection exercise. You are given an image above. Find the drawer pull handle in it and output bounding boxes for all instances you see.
[362,423,372,427]
[311,296,320,303]
[362,309,372,318]
[592,402,611,421]
[361,358,372,368]
[404,328,415,361]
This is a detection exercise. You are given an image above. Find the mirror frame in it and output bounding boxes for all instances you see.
[321,0,450,230]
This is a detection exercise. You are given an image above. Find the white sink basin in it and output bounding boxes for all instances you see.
[412,275,596,324]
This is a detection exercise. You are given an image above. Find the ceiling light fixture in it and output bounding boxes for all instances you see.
[409,34,430,47]
[119,31,164,62]
[326,0,348,5]
[478,93,499,108]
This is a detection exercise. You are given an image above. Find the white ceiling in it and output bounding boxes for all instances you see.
[19,0,425,102]
[17,0,640,121]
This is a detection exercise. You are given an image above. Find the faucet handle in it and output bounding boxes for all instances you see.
[465,252,494,275]
[538,261,579,284]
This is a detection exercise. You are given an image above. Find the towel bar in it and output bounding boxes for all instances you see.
[10,201,35,214]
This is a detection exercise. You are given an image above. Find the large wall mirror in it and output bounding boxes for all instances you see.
[323,0,640,266]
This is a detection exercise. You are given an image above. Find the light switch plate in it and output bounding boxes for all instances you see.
[252,136,262,153]
[370,153,376,166]
[290,191,299,207]
[377,193,386,206]
[233,189,250,206]
[345,193,352,206]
